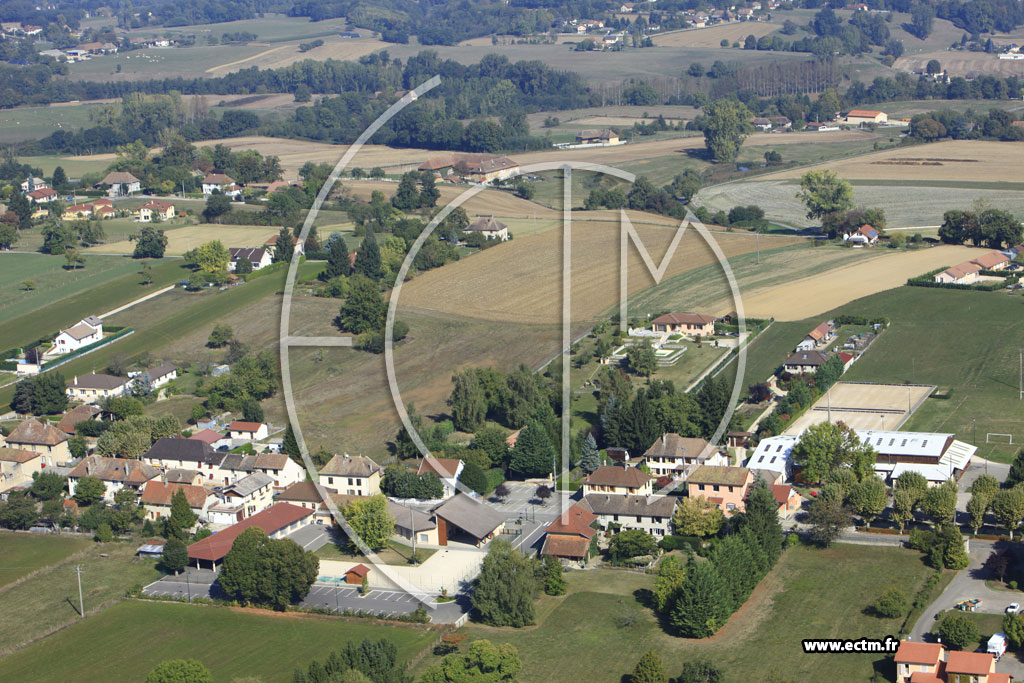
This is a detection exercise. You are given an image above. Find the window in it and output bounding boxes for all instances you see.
[420,533,428,542]
[712,485,720,492]
[900,439,907,447]
[327,477,334,484]
[726,503,736,511]
[727,486,733,493]
[636,516,642,523]
[348,478,354,485]
[612,514,619,522]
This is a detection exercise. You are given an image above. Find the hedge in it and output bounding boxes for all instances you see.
[908,266,1019,291]
[658,535,701,553]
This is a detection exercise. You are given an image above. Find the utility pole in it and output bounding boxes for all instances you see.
[185,569,191,603]
[75,564,84,618]
[410,507,417,564]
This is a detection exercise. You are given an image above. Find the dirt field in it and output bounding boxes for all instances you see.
[897,50,1024,77]
[761,140,1024,183]
[205,35,390,75]
[89,224,282,255]
[784,381,935,434]
[653,22,778,48]
[340,180,560,223]
[731,244,992,320]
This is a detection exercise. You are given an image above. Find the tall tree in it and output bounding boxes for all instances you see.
[273,227,295,263]
[509,419,554,478]
[321,233,350,280]
[145,659,214,683]
[848,476,888,525]
[168,487,197,539]
[342,495,394,551]
[739,479,785,565]
[806,496,851,547]
[797,169,854,221]
[471,539,537,627]
[669,558,730,637]
[218,527,319,610]
[991,486,1024,539]
[161,536,188,574]
[421,640,521,683]
[354,228,383,280]
[579,432,600,473]
[673,495,725,538]
[702,99,753,162]
[890,487,916,533]
[449,370,486,433]
[391,172,421,211]
[336,274,386,335]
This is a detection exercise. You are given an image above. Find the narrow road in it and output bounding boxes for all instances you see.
[99,285,175,319]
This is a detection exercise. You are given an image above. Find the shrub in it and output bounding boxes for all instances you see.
[872,588,909,618]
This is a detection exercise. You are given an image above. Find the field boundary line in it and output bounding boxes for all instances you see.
[99,284,174,319]
[0,544,94,597]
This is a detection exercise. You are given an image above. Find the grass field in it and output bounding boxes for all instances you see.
[90,223,285,256]
[0,600,437,682]
[19,154,111,178]
[652,21,779,48]
[0,104,103,144]
[0,533,92,589]
[414,543,939,683]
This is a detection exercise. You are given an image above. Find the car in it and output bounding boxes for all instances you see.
[1006,603,1020,614]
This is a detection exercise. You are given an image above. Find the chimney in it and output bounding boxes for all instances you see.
[73,376,78,386]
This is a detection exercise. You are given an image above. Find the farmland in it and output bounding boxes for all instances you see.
[0,533,92,589]
[0,104,103,144]
[652,21,779,48]
[91,224,285,256]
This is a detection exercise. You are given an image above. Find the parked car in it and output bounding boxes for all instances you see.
[1006,603,1020,614]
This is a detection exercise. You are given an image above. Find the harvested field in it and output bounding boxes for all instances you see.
[897,50,1024,77]
[653,22,778,48]
[205,35,390,75]
[340,180,559,224]
[732,244,991,320]
[784,381,935,434]
[89,224,283,256]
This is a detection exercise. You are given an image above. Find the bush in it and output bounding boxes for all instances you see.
[872,588,909,618]
[937,611,979,650]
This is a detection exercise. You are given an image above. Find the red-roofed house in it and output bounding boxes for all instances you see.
[971,251,1011,271]
[140,481,215,523]
[895,641,943,683]
[651,312,716,337]
[137,200,175,222]
[187,502,314,569]
[541,502,598,565]
[227,421,269,441]
[945,651,999,682]
[770,484,802,517]
[417,457,464,499]
[188,428,231,450]
[26,188,57,203]
[838,351,856,371]
[797,320,835,350]
[894,640,1011,683]
[845,109,888,124]
[582,464,653,496]
[845,223,879,246]
[935,261,982,285]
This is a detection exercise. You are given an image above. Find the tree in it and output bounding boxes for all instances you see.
[791,421,874,484]
[985,548,1012,583]
[848,476,888,525]
[872,588,909,618]
[991,486,1024,539]
[145,659,214,683]
[797,170,854,221]
[493,484,510,501]
[1005,613,1024,649]
[161,536,188,574]
[133,226,167,258]
[95,521,114,542]
[669,558,729,637]
[896,470,928,504]
[421,640,521,683]
[218,527,319,610]
[64,247,85,270]
[207,324,233,348]
[890,487,916,533]
[74,476,105,506]
[579,433,600,473]
[273,227,295,263]
[542,554,566,595]
[449,370,486,433]
[626,340,657,377]
[921,481,957,525]
[322,234,350,280]
[336,274,386,335]
[202,193,231,222]
[392,172,421,211]
[1006,447,1024,487]
[631,650,668,683]
[967,493,990,535]
[0,222,17,250]
[676,660,724,683]
[652,554,686,614]
[471,538,537,627]
[51,165,68,191]
[535,484,552,504]
[241,395,264,423]
[938,611,979,650]
[168,487,197,539]
[0,494,39,530]
[673,495,725,537]
[343,495,394,551]
[943,533,969,570]
[30,471,67,500]
[740,480,785,566]
[509,419,554,478]
[186,240,230,274]
[806,496,851,547]
[354,227,383,280]
[702,99,752,162]
[608,529,658,561]
[968,473,1000,499]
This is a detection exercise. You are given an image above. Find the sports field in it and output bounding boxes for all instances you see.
[0,533,92,589]
[91,224,284,256]
[784,381,935,434]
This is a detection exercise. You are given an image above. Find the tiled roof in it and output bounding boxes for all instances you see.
[7,418,68,446]
[945,651,994,675]
[144,437,224,466]
[68,373,131,390]
[942,261,983,279]
[785,350,828,367]
[164,469,200,484]
[228,421,264,432]
[276,481,331,503]
[203,173,235,185]
[187,503,313,561]
[582,493,677,518]
[144,362,177,379]
[68,456,160,484]
[688,465,751,487]
[229,247,267,262]
[0,447,42,463]
[100,171,139,184]
[541,534,591,558]
[188,429,225,445]
[770,484,795,506]
[417,457,462,479]
[224,472,273,497]
[971,251,1009,269]
[652,312,716,326]
[140,481,210,508]
[320,454,381,477]
[346,563,370,578]
[254,453,291,470]
[584,464,652,488]
[807,321,831,340]
[57,405,101,435]
[894,641,943,665]
[431,494,506,539]
[389,500,436,532]
[643,434,714,460]
[220,454,256,472]
[466,216,508,233]
[544,502,597,538]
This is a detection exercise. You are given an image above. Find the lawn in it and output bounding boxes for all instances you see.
[0,533,93,589]
[0,600,437,682]
[315,537,437,566]
[0,104,103,144]
[418,543,938,682]
[642,342,730,391]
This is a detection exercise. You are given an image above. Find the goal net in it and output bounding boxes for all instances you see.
[986,433,1014,445]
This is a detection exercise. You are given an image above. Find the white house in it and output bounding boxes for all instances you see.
[642,434,726,479]
[783,349,830,374]
[136,200,175,222]
[227,421,269,441]
[26,188,57,203]
[228,247,273,271]
[252,452,304,489]
[136,362,178,389]
[582,463,654,496]
[416,457,464,499]
[580,493,677,537]
[20,176,47,192]
[464,216,510,241]
[319,454,382,496]
[66,373,132,401]
[206,472,275,525]
[98,171,141,196]
[745,435,798,483]
[67,456,161,501]
[50,315,103,355]
[202,173,239,196]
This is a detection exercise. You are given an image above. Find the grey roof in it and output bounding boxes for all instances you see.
[320,454,381,477]
[82,315,103,327]
[784,350,829,367]
[225,472,273,497]
[68,373,131,390]
[164,468,200,484]
[389,500,436,533]
[581,493,678,518]
[144,362,177,379]
[144,437,224,467]
[431,493,505,540]
[220,454,256,472]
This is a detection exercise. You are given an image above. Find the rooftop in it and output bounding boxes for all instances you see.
[140,481,210,508]
[7,418,68,446]
[320,454,381,478]
[224,472,274,497]
[228,421,265,433]
[894,641,943,666]
[582,493,677,518]
[643,434,714,461]
[431,493,506,540]
[0,447,42,463]
[785,350,829,367]
[688,465,751,487]
[187,503,313,561]
[651,312,716,326]
[68,456,160,484]
[584,464,652,489]
[144,437,224,467]
[417,457,463,479]
[68,373,131,390]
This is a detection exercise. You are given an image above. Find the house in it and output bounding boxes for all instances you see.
[416,153,519,183]
[98,171,141,196]
[686,465,753,515]
[751,117,773,131]
[783,349,830,374]
[651,312,717,337]
[845,109,888,125]
[768,116,792,130]
[934,261,982,285]
[844,224,879,246]
[202,173,238,196]
[581,493,677,537]
[319,454,382,496]
[136,200,175,222]
[51,315,103,354]
[417,457,464,499]
[5,418,71,466]
[0,448,45,494]
[894,640,1011,683]
[895,641,944,683]
[770,484,802,516]
[276,480,331,511]
[227,421,269,442]
[575,129,620,145]
[67,456,161,501]
[746,435,797,482]
[582,463,653,496]
[133,362,178,389]
[62,203,93,220]
[163,469,203,485]
[464,216,510,241]
[228,247,272,271]
[642,433,726,479]
[945,651,1009,683]
[67,373,132,401]
[139,481,215,523]
[430,493,506,546]
[796,320,835,350]
[92,203,116,219]
[142,437,227,481]
[805,121,840,132]
[541,502,598,565]
[188,429,231,450]
[264,234,304,256]
[22,176,49,192]
[389,499,439,545]
[206,472,275,525]
[187,503,314,569]
[971,252,1011,271]
[56,404,102,435]
[253,453,305,489]
[345,564,370,585]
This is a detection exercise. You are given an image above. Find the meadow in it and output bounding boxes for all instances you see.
[0,533,92,589]
[652,21,779,48]
[91,223,285,256]
[0,599,437,682]
[0,104,102,144]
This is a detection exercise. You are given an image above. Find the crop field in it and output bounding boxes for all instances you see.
[19,154,111,179]
[879,99,1022,117]
[526,105,700,133]
[652,21,779,48]
[0,600,436,682]
[784,381,936,434]
[124,14,350,42]
[66,44,271,82]
[898,50,1024,77]
[0,533,92,589]
[90,224,284,256]
[205,34,391,75]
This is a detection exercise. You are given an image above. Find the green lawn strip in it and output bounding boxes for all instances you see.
[0,533,93,590]
[420,544,933,683]
[0,600,437,683]
[314,538,437,566]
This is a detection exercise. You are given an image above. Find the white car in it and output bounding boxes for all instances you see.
[1006,603,1020,614]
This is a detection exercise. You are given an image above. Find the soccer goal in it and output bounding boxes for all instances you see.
[986,433,1014,445]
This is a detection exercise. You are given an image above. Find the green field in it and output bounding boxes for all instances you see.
[417,543,938,683]
[0,600,437,682]
[125,14,350,42]
[0,533,92,589]
[0,105,103,144]
[19,155,112,179]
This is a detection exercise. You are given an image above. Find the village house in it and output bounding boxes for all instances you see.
[768,116,792,130]
[934,261,982,285]
[844,224,879,246]
[417,153,520,184]
[56,404,103,435]
[252,452,305,489]
[67,456,161,501]
[264,233,304,256]
[971,251,1011,271]
[686,465,753,515]
[142,437,227,482]
[136,200,175,222]
[582,463,653,496]
[805,121,840,132]
[188,428,232,451]
[275,481,334,512]
[430,493,506,547]
[227,421,269,442]
[417,457,464,499]
[4,418,71,466]
[751,116,773,131]
[228,247,273,271]
[464,216,510,241]
[187,503,314,570]
[98,171,141,196]
[541,501,598,566]
[62,202,93,220]
[894,640,1010,683]
[581,493,676,537]
[206,472,275,525]
[642,433,726,479]
[783,349,830,374]
[0,448,45,494]
[651,312,717,337]
[770,484,802,517]
[132,362,178,390]
[575,129,620,145]
[796,320,835,350]
[202,173,240,197]
[26,187,57,203]
[386,499,438,545]
[50,315,103,354]
[319,454,382,496]
[163,469,204,486]
[139,481,215,523]
[20,176,46,192]
[844,109,888,125]
[67,373,132,401]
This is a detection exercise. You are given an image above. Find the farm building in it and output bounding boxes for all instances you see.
[844,109,888,125]
[575,129,620,144]
[464,216,510,241]
[98,171,141,197]
[934,262,982,284]
[650,312,716,336]
[229,247,273,271]
[50,315,103,355]
[417,153,519,183]
[796,320,835,350]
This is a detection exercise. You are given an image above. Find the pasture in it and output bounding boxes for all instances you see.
[90,224,284,256]
[0,104,102,144]
[652,21,779,48]
[0,533,92,590]
[783,381,936,435]
[124,13,350,42]
[897,49,1024,78]
[0,600,436,682]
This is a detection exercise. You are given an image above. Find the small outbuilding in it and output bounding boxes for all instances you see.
[345,563,370,585]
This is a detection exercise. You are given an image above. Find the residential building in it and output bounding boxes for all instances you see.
[263,233,304,256]
[66,373,132,401]
[746,435,797,482]
[319,454,382,496]
[136,200,175,222]
[163,469,203,485]
[768,116,792,130]
[56,404,102,435]
[20,176,47,192]
[783,349,830,374]
[650,312,717,336]
[751,116,773,131]
[132,362,178,389]
[62,202,93,220]
[894,640,1010,683]
[971,251,1011,271]
[934,261,982,285]
[845,109,888,125]
[98,171,141,196]
[642,434,725,479]
[686,465,753,515]
[275,481,335,513]
[51,315,103,354]
[26,188,57,203]
[0,448,44,494]
[796,320,835,350]
[188,429,231,450]
[207,472,275,525]
[142,437,226,481]
[67,456,161,501]
[417,457,464,499]
[430,493,506,547]
[582,463,653,496]
[945,651,1008,683]
[575,129,620,144]
[139,481,215,523]
[202,173,238,195]
[541,502,598,565]
[581,493,677,536]
[187,503,314,569]
[464,216,510,241]
[253,452,305,489]
[770,484,802,517]
[4,418,71,466]
[844,224,879,246]
[227,421,269,441]
[416,153,519,183]
[390,500,439,545]
[228,247,272,271]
